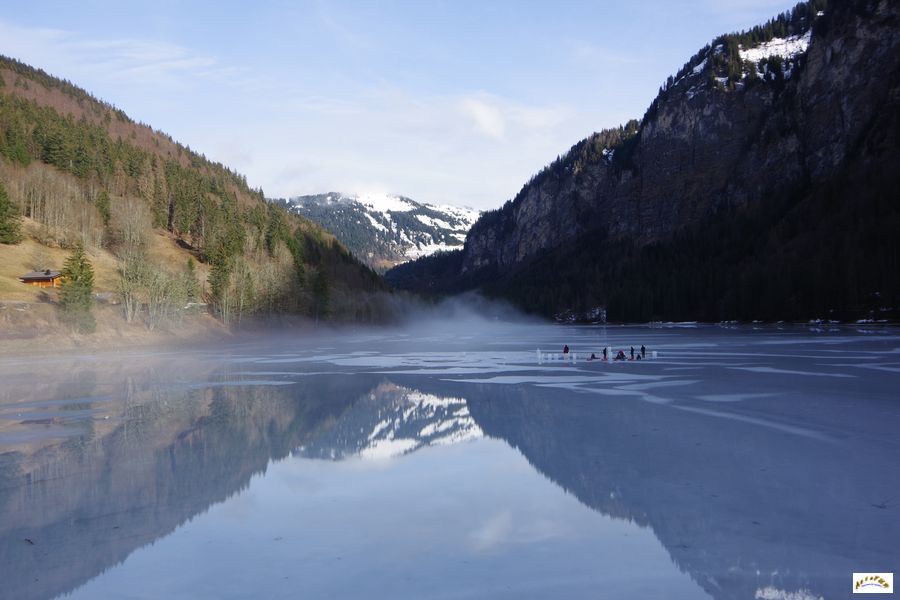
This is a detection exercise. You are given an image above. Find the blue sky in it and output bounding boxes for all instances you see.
[0,0,795,209]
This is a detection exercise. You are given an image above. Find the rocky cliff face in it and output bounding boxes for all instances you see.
[461,0,900,275]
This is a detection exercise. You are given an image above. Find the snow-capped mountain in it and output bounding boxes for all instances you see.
[297,382,482,461]
[280,192,480,272]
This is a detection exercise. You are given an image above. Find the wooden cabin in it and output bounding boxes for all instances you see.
[19,270,63,289]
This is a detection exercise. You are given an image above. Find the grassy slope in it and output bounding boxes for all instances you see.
[0,217,211,301]
[0,216,226,354]
[0,55,389,347]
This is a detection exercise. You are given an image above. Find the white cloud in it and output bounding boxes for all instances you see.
[458,93,569,142]
[512,103,570,131]
[247,87,578,206]
[470,510,513,552]
[0,18,586,210]
[460,95,507,140]
[468,509,570,554]
[0,18,239,90]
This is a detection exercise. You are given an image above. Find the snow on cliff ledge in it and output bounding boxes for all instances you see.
[739,30,812,64]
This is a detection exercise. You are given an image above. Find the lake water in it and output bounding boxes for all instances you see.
[1,322,898,600]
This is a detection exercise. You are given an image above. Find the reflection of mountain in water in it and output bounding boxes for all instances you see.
[0,370,482,600]
[2,363,894,600]
[0,364,377,600]
[299,381,482,460]
[452,380,897,600]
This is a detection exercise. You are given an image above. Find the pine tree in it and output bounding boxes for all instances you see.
[0,182,23,244]
[59,243,96,332]
[208,245,233,324]
[96,190,111,228]
[312,268,330,322]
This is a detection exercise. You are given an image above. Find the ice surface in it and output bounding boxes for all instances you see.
[754,587,823,600]
[0,323,897,600]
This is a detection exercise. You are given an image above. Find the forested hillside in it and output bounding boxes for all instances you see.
[388,0,900,323]
[0,55,388,333]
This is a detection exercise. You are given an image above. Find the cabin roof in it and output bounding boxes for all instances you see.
[19,270,62,281]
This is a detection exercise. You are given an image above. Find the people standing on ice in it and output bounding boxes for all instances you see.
[615,350,626,361]
[630,346,635,360]
[641,345,646,359]
[563,345,569,354]
[602,347,608,361]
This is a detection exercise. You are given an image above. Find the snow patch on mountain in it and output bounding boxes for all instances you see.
[415,214,452,230]
[363,211,387,233]
[281,192,481,271]
[356,192,418,213]
[297,383,483,461]
[359,438,420,460]
[739,30,811,64]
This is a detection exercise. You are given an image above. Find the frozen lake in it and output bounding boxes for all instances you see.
[1,322,898,599]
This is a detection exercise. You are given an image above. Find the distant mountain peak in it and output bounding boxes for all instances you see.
[297,382,482,461]
[279,192,480,272]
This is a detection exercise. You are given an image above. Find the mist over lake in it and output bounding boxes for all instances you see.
[2,318,897,600]
[1,1,898,598]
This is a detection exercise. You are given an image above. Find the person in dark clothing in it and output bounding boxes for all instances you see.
[615,350,626,361]
[602,347,608,361]
[641,345,646,359]
[563,345,569,354]
[630,346,635,360]
[636,354,642,360]
[589,353,597,361]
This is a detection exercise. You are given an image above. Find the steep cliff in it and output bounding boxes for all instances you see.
[388,0,900,322]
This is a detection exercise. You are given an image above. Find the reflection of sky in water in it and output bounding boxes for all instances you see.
[0,324,897,600]
[65,440,710,600]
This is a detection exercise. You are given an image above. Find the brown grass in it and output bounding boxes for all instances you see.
[0,301,229,357]
[0,217,207,296]
[146,230,211,287]
[0,218,125,299]
[0,218,222,354]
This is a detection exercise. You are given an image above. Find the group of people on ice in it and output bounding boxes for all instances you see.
[562,344,647,361]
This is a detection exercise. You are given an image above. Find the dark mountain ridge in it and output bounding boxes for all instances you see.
[388,0,900,323]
